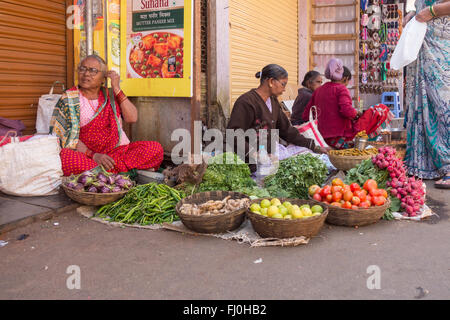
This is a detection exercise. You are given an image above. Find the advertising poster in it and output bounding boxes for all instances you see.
[120,0,193,97]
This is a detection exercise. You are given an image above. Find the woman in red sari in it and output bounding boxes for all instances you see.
[50,55,164,176]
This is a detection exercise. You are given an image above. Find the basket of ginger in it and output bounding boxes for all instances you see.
[176,191,250,234]
[328,147,378,171]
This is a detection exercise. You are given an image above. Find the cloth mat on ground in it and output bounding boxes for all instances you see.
[77,206,310,247]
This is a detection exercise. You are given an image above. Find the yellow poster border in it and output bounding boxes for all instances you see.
[120,0,192,97]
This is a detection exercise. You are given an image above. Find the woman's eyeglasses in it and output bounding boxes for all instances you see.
[78,66,100,76]
[275,79,287,88]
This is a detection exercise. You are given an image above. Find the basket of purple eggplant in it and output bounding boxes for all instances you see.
[61,167,135,206]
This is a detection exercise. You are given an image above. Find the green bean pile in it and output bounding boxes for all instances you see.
[95,183,185,225]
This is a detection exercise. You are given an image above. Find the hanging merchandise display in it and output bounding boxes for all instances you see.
[359,0,404,110]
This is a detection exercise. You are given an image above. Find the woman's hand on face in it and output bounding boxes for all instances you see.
[93,153,115,171]
[415,7,433,23]
[107,70,121,94]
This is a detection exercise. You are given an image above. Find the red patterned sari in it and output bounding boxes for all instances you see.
[52,87,164,176]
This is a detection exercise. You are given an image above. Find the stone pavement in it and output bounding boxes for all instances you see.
[0,190,79,234]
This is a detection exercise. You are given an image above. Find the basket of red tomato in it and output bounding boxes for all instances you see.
[309,178,390,227]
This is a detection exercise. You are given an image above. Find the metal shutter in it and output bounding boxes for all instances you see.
[229,0,299,108]
[0,0,68,135]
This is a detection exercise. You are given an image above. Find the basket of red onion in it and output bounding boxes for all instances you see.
[62,167,135,206]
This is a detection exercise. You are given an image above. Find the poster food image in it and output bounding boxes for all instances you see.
[128,31,184,79]
[120,0,192,97]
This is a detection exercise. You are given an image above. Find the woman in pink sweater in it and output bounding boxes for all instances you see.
[302,59,361,149]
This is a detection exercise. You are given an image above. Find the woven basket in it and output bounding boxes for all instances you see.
[328,153,373,171]
[246,199,328,239]
[61,177,131,206]
[175,191,249,234]
[309,197,390,227]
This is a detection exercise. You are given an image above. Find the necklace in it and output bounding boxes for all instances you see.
[87,98,99,112]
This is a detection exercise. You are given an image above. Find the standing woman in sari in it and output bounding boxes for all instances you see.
[50,55,164,176]
[403,0,450,188]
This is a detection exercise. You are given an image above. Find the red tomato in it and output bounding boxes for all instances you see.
[331,202,342,208]
[379,189,388,198]
[363,179,378,192]
[343,191,354,202]
[326,194,333,203]
[366,195,372,204]
[342,185,351,193]
[350,183,361,192]
[320,185,331,197]
[332,178,344,187]
[373,196,386,206]
[351,196,361,206]
[354,190,366,202]
[313,193,322,202]
[342,201,352,209]
[331,186,343,194]
[359,201,371,208]
[332,191,343,202]
[309,185,320,196]
[315,187,322,195]
[369,188,378,197]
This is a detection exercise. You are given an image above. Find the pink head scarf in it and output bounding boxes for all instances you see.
[325,58,344,81]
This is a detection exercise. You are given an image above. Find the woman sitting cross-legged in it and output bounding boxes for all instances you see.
[50,54,164,176]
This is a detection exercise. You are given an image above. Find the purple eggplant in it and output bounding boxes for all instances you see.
[99,186,111,193]
[111,186,122,193]
[97,172,108,183]
[74,183,85,191]
[65,182,77,189]
[87,186,98,193]
[93,181,106,188]
[115,176,133,189]
[114,177,127,188]
[106,175,115,185]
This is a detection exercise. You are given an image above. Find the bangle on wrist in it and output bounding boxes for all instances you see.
[429,5,436,17]
[115,90,128,104]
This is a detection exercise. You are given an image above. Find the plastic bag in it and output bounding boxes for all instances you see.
[0,134,62,196]
[295,106,330,148]
[390,17,427,70]
[36,81,65,134]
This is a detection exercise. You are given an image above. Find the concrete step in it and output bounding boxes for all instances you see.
[0,189,79,234]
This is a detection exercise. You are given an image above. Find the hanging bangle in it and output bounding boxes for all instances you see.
[429,5,436,17]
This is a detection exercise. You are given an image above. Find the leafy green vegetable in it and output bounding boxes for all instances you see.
[198,152,256,192]
[264,154,328,199]
[177,153,257,195]
[384,196,400,220]
[235,186,271,199]
[345,159,389,189]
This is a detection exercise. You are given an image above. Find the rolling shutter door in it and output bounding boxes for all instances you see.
[0,0,68,135]
[229,0,298,108]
